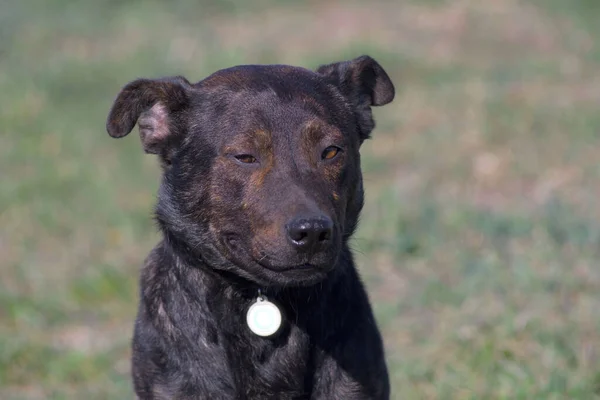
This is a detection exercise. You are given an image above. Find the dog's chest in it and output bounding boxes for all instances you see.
[219,323,313,398]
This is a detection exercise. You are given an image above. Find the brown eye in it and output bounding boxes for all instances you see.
[322,146,341,160]
[235,154,257,164]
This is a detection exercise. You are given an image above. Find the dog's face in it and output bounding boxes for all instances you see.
[107,56,394,287]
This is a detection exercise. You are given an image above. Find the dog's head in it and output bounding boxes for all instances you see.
[107,56,394,287]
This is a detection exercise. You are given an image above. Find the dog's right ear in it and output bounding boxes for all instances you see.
[106,76,191,156]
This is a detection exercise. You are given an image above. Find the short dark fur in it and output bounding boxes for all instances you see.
[106,55,395,399]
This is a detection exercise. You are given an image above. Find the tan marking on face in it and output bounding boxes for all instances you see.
[260,222,281,242]
[303,119,325,142]
[332,192,340,201]
[324,163,344,182]
[252,129,272,152]
[301,120,344,165]
[301,120,345,182]
[300,120,324,167]
[248,130,274,188]
[251,221,283,257]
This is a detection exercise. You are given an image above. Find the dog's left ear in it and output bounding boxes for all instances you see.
[316,55,395,141]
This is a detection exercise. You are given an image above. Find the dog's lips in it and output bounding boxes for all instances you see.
[257,261,325,273]
[222,233,334,276]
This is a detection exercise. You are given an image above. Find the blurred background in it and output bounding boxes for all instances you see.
[1,0,600,398]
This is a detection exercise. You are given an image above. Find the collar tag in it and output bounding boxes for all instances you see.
[246,295,282,337]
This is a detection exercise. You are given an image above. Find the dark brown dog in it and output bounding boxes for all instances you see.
[106,55,395,399]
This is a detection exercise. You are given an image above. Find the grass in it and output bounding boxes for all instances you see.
[1,0,600,398]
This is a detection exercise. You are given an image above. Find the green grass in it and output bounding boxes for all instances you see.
[2,0,600,398]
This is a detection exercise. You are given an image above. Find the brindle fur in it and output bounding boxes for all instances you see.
[106,55,395,399]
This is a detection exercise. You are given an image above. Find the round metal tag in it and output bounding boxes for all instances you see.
[246,296,282,337]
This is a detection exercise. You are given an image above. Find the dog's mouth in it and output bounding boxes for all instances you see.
[258,262,319,272]
[221,233,336,284]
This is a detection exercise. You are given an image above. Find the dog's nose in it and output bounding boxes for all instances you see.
[286,216,333,252]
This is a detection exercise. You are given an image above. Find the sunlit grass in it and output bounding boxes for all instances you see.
[1,0,600,398]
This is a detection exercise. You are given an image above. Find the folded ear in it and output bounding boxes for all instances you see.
[106,76,191,156]
[316,55,395,141]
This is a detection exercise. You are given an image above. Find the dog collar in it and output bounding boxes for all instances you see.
[246,291,282,337]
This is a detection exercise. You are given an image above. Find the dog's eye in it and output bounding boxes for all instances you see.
[322,146,342,160]
[235,154,257,164]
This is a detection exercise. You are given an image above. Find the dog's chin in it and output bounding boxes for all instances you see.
[221,236,338,287]
[257,260,336,287]
[257,266,331,287]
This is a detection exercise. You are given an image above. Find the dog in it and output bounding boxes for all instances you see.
[106,55,395,399]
